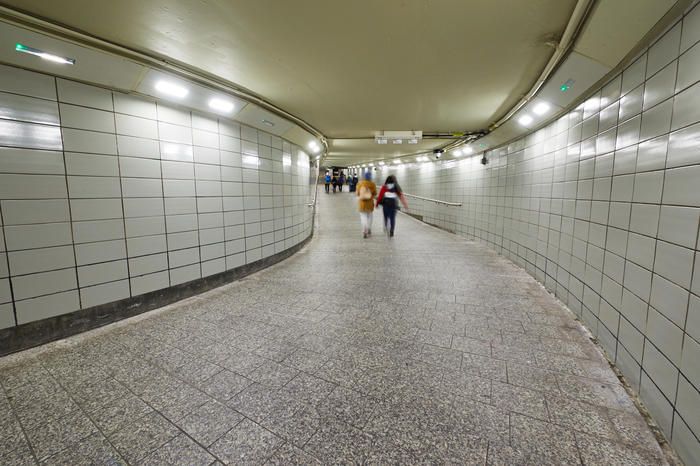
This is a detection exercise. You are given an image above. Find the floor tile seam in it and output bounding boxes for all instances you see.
[111,375,240,466]
[0,378,39,465]
[34,366,125,464]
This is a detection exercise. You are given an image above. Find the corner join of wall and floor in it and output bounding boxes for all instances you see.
[0,64,315,353]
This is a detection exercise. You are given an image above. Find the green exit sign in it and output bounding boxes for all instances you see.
[560,78,575,92]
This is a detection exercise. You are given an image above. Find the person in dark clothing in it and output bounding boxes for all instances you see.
[331,174,338,193]
[375,175,408,237]
[338,172,346,192]
[350,174,359,192]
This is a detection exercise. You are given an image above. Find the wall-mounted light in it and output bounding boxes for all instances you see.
[15,43,75,65]
[155,80,188,98]
[208,98,234,113]
[308,141,321,153]
[533,102,550,116]
[518,115,533,126]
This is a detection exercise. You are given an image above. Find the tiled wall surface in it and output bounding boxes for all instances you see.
[0,65,313,329]
[396,5,700,464]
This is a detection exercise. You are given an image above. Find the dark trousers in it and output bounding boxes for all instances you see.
[325,183,330,193]
[338,183,343,192]
[383,202,397,233]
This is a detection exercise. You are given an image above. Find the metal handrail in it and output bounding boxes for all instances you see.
[307,163,321,207]
[403,193,462,207]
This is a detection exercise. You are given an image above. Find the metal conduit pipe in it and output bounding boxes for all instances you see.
[0,5,328,148]
[488,0,597,131]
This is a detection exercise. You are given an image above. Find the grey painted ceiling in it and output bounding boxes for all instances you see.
[0,0,681,164]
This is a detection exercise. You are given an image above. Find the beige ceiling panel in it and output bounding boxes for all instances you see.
[234,103,294,137]
[574,0,678,68]
[281,126,319,152]
[1,0,577,137]
[0,21,146,91]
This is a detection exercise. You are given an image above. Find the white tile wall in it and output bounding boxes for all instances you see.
[0,63,313,334]
[397,7,700,463]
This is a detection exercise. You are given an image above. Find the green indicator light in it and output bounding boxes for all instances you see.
[560,78,575,92]
[15,43,27,51]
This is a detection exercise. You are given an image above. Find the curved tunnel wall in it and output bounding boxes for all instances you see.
[0,64,314,336]
[397,7,700,464]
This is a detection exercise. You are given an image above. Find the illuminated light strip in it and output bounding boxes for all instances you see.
[15,43,75,65]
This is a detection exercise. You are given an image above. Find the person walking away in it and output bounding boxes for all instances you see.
[376,175,408,237]
[331,174,338,193]
[351,174,359,192]
[356,171,377,238]
[324,172,331,193]
[338,172,346,192]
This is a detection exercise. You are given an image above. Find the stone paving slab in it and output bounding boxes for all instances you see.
[0,191,670,465]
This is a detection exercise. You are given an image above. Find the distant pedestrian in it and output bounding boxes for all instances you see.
[338,172,346,192]
[331,174,338,193]
[376,175,408,237]
[324,172,331,193]
[350,174,359,192]
[356,171,377,238]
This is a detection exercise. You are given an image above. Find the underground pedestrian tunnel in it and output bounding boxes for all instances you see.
[0,0,698,464]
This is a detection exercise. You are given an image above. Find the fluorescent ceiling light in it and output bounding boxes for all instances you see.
[518,115,533,126]
[15,43,75,65]
[378,161,385,166]
[392,139,402,145]
[533,102,550,115]
[452,149,463,157]
[376,138,388,145]
[209,98,234,113]
[408,138,418,144]
[462,146,474,155]
[393,160,401,164]
[369,163,374,167]
[155,80,188,98]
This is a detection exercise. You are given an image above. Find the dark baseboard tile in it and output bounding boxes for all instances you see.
[0,234,313,357]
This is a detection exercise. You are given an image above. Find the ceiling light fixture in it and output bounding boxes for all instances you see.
[15,43,75,65]
[209,98,235,113]
[155,80,189,98]
[261,119,275,127]
[452,149,463,157]
[376,130,422,145]
[308,141,321,153]
[393,160,401,164]
[378,161,385,166]
[462,146,474,155]
[518,115,533,126]
[533,102,550,115]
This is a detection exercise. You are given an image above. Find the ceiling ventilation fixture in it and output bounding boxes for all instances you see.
[155,80,189,98]
[15,43,75,65]
[208,98,235,113]
[375,130,422,145]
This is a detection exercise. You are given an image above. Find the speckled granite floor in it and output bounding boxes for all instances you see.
[0,190,670,465]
